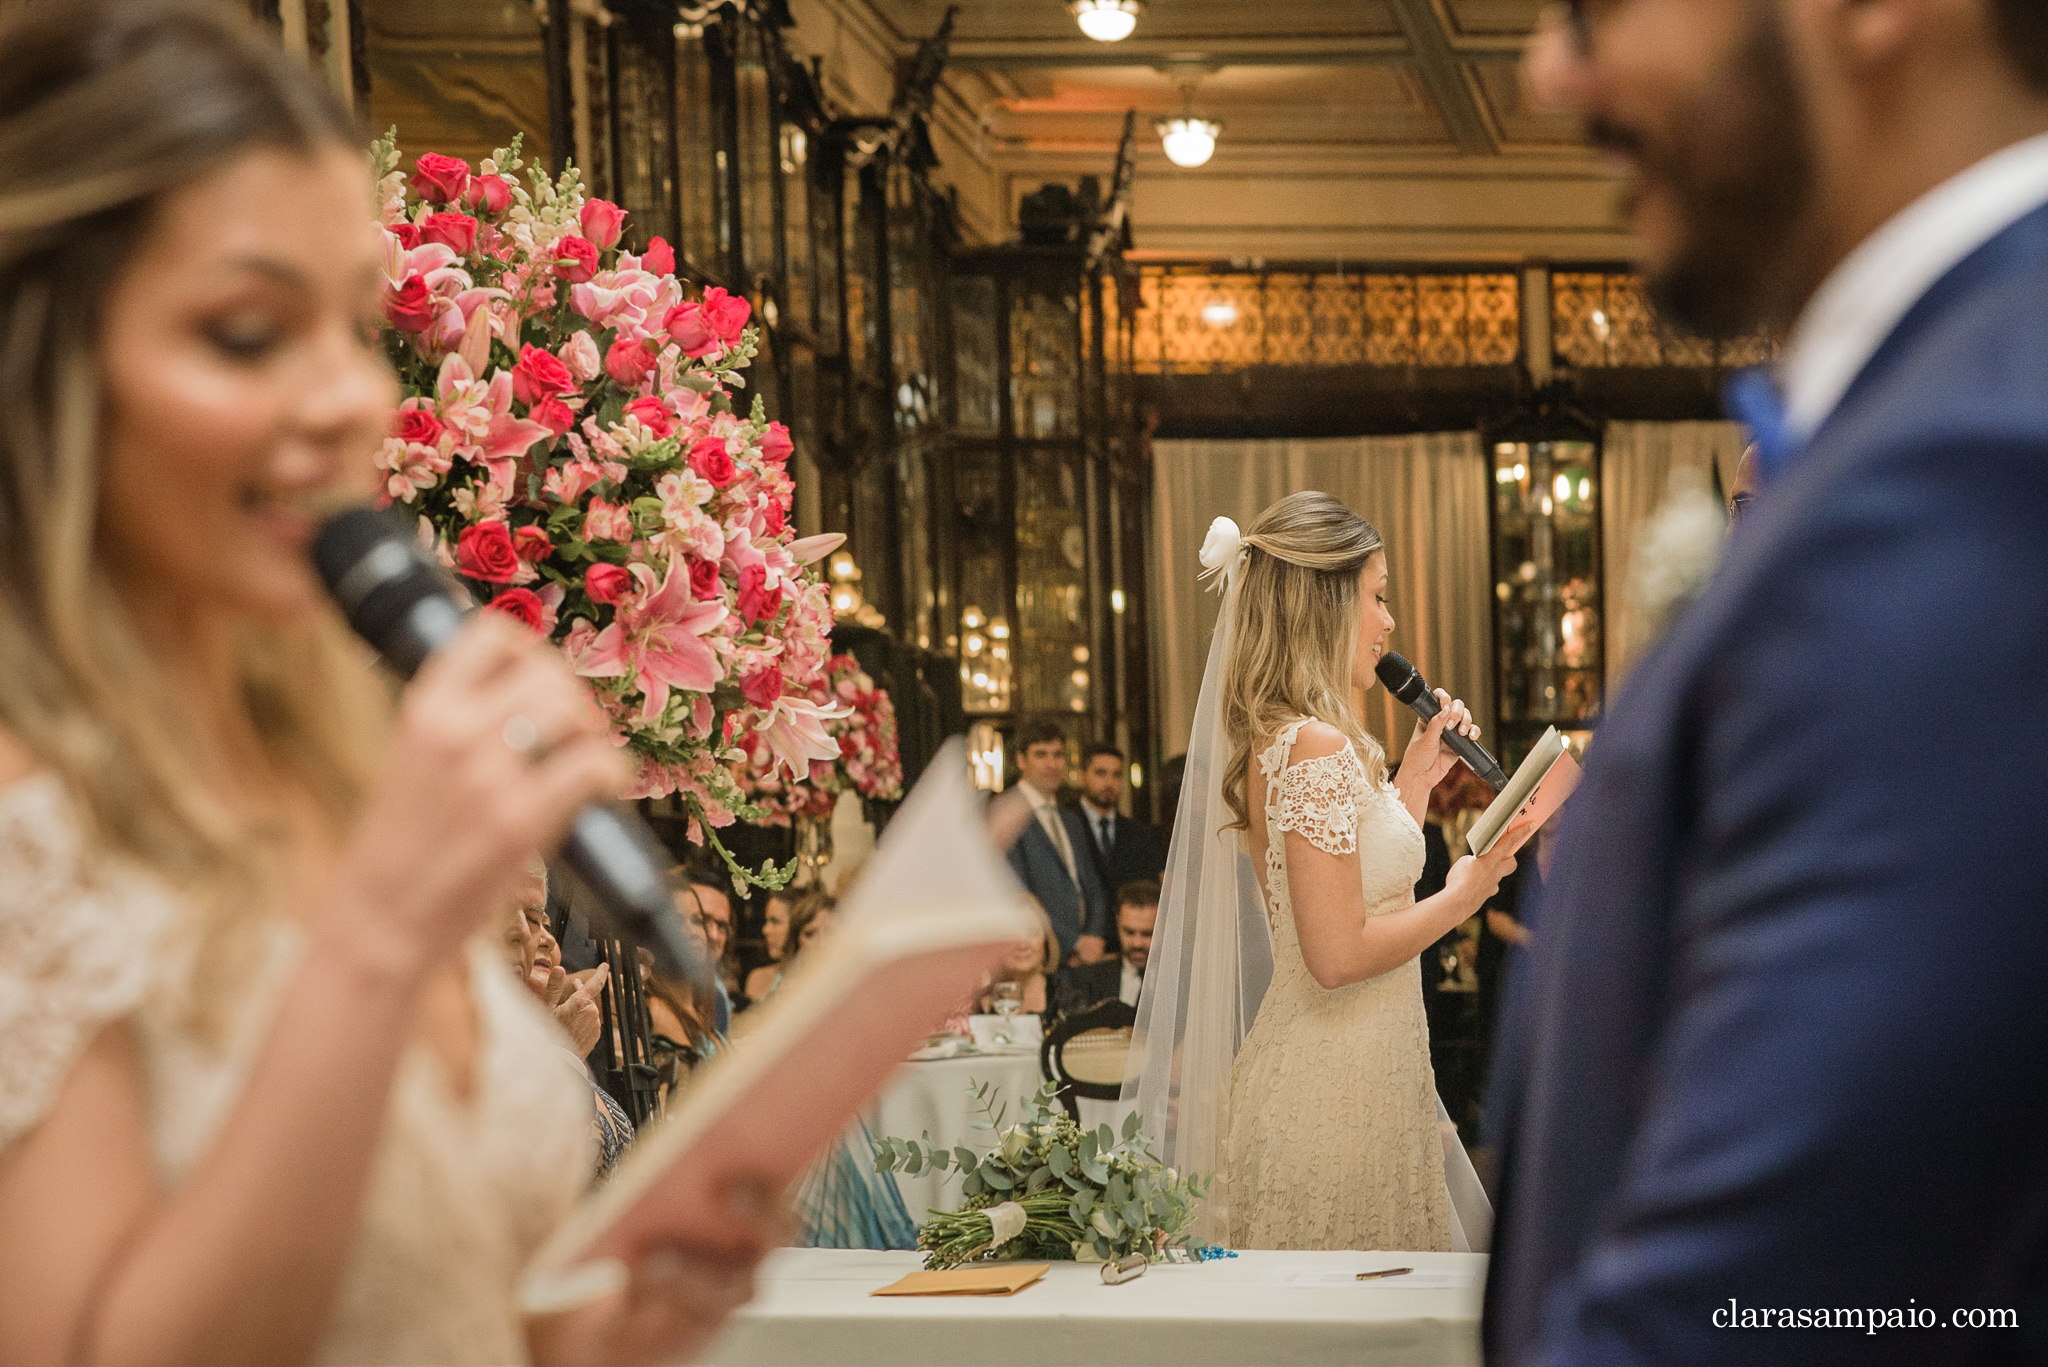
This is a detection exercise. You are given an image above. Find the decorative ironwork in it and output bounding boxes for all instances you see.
[1130,267,1521,374]
[1552,272,1778,369]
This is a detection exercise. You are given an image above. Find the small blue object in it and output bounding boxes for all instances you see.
[1194,1244,1238,1261]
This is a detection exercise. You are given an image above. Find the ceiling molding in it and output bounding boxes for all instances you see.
[1383,0,1497,155]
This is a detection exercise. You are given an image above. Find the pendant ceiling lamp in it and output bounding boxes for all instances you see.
[1157,78,1220,168]
[1069,0,1143,42]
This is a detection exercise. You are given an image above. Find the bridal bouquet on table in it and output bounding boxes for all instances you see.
[369,132,845,887]
[873,1081,1210,1269]
[734,652,905,824]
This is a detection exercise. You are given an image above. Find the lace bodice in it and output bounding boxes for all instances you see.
[0,774,592,1364]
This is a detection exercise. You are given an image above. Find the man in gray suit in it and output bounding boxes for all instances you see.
[1003,720,1110,965]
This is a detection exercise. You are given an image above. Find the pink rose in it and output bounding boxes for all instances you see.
[512,526,553,562]
[604,336,657,388]
[455,521,520,583]
[624,396,674,438]
[687,557,722,600]
[485,587,545,631]
[531,396,576,436]
[687,436,735,488]
[700,286,751,344]
[585,563,632,605]
[643,237,675,278]
[740,666,782,709]
[579,198,628,250]
[389,222,422,251]
[463,173,513,216]
[418,211,478,256]
[510,343,577,406]
[558,330,601,383]
[384,275,436,333]
[662,302,718,357]
[412,153,471,205]
[552,235,600,283]
[737,562,783,625]
[760,420,793,466]
[393,404,443,447]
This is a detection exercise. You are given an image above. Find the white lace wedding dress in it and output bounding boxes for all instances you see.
[0,774,593,1365]
[1222,718,1452,1251]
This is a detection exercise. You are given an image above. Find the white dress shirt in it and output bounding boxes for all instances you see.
[1081,799,1117,860]
[1119,959,1142,1008]
[1781,129,2048,442]
[1019,782,1079,885]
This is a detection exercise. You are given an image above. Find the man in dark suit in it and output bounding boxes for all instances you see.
[1487,4,2048,1364]
[1004,720,1110,964]
[1075,745,1167,920]
[1053,879,1158,1018]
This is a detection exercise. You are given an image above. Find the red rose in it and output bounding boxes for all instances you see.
[662,302,718,357]
[643,237,675,278]
[737,562,783,625]
[412,153,471,205]
[485,587,545,631]
[418,211,478,256]
[604,336,657,388]
[455,521,520,583]
[763,500,786,536]
[552,234,600,283]
[623,396,673,438]
[579,198,627,251]
[462,173,512,215]
[760,420,793,466]
[687,557,722,600]
[394,406,443,447]
[700,286,752,344]
[687,436,735,488]
[512,526,553,562]
[531,396,576,436]
[584,563,632,605]
[740,666,782,709]
[510,343,577,406]
[384,274,437,333]
[389,222,422,250]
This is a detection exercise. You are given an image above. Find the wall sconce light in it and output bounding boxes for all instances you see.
[1069,0,1142,42]
[828,550,885,628]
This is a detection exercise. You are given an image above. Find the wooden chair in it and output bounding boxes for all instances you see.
[1039,998,1137,1122]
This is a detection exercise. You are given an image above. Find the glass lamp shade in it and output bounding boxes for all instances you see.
[1069,0,1142,42]
[1157,116,1221,168]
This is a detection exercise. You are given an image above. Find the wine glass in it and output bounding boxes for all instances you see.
[990,979,1023,1046]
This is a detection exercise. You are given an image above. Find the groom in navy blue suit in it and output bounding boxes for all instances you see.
[1488,2,2048,1363]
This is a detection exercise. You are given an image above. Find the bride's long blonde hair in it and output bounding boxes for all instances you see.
[0,0,389,1037]
[1219,491,1386,832]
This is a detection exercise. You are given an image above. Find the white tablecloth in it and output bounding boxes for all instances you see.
[867,1054,1138,1222]
[706,1248,1486,1366]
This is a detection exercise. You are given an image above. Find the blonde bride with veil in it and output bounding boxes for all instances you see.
[1125,491,1529,1253]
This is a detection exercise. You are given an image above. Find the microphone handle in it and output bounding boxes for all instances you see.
[1404,687,1512,791]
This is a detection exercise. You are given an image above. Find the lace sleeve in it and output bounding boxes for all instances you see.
[1270,751,1369,858]
[0,776,168,1151]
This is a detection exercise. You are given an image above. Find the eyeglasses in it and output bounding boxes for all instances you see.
[1727,491,1755,524]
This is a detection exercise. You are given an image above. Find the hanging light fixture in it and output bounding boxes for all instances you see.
[1157,81,1220,168]
[1069,0,1143,42]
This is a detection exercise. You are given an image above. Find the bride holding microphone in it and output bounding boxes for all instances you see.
[0,2,780,1363]
[1127,491,1532,1253]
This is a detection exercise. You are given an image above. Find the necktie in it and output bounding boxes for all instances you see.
[1723,367,1799,481]
[1039,805,1078,884]
[1096,814,1114,858]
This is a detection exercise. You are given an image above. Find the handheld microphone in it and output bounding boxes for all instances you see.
[312,507,710,990]
[1373,651,1511,791]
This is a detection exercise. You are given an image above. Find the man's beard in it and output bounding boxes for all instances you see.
[1592,3,1816,339]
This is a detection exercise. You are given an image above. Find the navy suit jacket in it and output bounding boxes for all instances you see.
[1485,202,2048,1365]
[1006,800,1111,958]
[1076,807,1167,901]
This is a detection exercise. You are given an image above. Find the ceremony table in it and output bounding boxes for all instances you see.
[705,1248,1486,1366]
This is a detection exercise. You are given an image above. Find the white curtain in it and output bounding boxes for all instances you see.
[1601,421,1748,689]
[1151,435,1494,767]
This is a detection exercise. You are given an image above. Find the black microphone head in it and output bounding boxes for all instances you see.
[1375,651,1427,705]
[313,508,463,677]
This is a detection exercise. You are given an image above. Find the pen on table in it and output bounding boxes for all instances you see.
[1355,1267,1413,1281]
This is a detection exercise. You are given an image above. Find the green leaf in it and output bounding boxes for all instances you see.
[962,1171,984,1197]
[1098,1123,1116,1153]
[982,1166,1014,1191]
[1105,1174,1128,1208]
[955,1146,978,1172]
[904,1151,924,1176]
[1026,1166,1052,1192]
[1122,1201,1145,1228]
[1048,1146,1072,1178]
[1122,1110,1143,1141]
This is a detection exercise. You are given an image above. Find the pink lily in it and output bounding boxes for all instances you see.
[434,353,551,466]
[753,695,851,782]
[572,559,728,724]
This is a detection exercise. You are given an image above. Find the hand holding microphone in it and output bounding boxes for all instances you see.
[1375,651,1511,791]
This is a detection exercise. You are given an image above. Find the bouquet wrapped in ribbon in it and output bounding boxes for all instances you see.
[873,1081,1210,1269]
[370,132,844,886]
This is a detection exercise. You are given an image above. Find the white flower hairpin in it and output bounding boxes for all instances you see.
[1197,515,1246,593]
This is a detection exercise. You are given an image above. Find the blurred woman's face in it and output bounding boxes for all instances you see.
[797,907,834,952]
[762,896,792,960]
[1003,936,1042,977]
[97,145,393,626]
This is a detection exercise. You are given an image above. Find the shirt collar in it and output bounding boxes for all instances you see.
[1081,799,1115,824]
[1018,782,1056,815]
[1781,128,2048,442]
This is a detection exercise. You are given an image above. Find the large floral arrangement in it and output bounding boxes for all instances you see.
[736,652,905,822]
[874,1081,1210,1269]
[370,132,843,886]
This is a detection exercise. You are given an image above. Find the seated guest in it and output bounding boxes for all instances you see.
[669,869,735,1034]
[1054,880,1158,1016]
[1075,745,1167,911]
[681,863,741,1000]
[976,897,1060,1016]
[742,890,795,1004]
[1004,721,1111,964]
